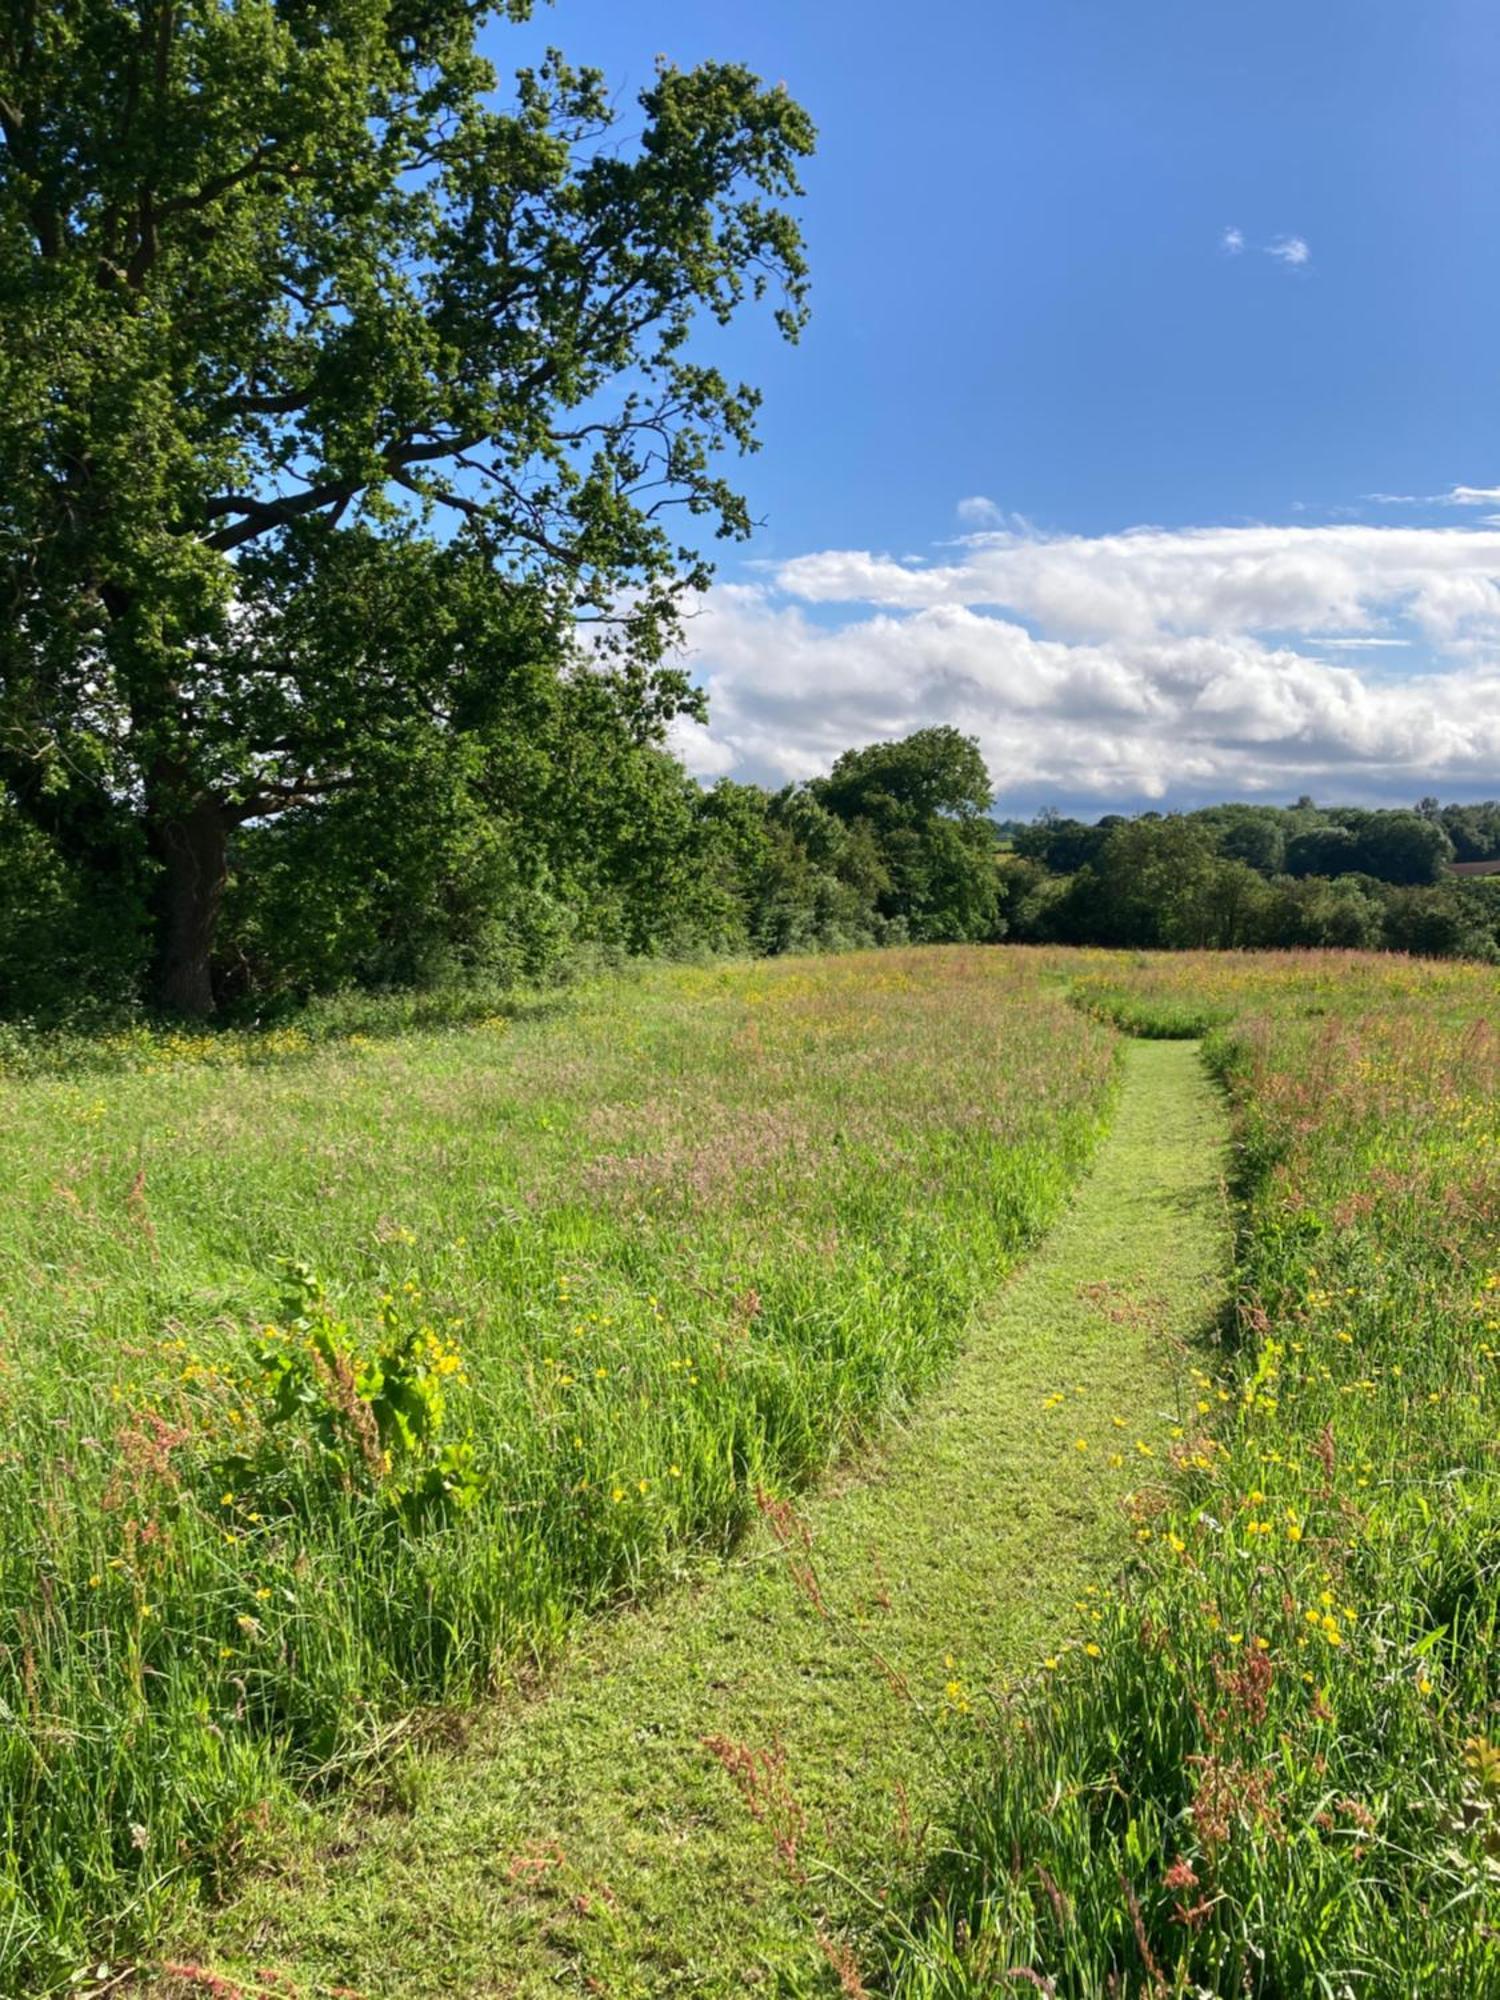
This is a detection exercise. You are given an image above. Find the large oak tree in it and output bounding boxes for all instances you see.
[0,0,812,1011]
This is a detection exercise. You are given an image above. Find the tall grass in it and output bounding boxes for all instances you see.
[888,951,1500,1996]
[0,949,1116,1992]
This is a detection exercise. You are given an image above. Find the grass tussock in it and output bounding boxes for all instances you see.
[888,950,1500,1997]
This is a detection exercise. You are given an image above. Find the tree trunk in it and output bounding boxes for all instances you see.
[152,798,229,1017]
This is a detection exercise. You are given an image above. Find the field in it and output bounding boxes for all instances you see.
[0,950,1115,1993]
[1,947,1496,1995]
[892,952,1500,1995]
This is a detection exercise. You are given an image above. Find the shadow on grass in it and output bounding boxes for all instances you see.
[0,982,589,1082]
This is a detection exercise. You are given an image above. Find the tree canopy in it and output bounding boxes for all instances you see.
[0,0,813,1010]
[995,798,1496,961]
[812,726,1000,942]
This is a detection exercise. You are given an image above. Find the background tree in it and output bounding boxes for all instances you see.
[0,0,813,1011]
[1381,881,1499,961]
[1040,819,1207,948]
[1001,799,1498,961]
[1285,823,1360,879]
[1210,806,1286,876]
[1350,811,1452,885]
[221,647,719,999]
[814,726,1001,942]
[1439,800,1500,862]
[1011,814,1111,875]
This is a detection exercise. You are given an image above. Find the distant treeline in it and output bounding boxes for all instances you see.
[3,723,1497,1020]
[997,796,1500,960]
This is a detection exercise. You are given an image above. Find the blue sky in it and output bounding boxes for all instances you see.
[486,2,1500,815]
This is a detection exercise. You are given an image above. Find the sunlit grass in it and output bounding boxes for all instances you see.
[151,1039,1226,2000]
[889,950,1500,1995]
[0,948,1115,1993]
[12,945,1494,1994]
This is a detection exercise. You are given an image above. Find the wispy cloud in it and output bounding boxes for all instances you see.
[1318,637,1412,649]
[1222,229,1311,271]
[955,495,1003,527]
[1365,483,1500,508]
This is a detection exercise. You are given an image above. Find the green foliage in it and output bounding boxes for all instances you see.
[1349,808,1453,883]
[215,664,720,999]
[812,725,1002,943]
[1382,879,1500,961]
[1439,798,1500,861]
[1284,820,1361,878]
[0,0,814,1010]
[1006,802,1500,962]
[0,796,148,1017]
[233,1263,484,1523]
[208,720,1007,1009]
[1281,810,1453,885]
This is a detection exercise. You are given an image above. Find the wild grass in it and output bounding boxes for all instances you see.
[0,948,1116,1994]
[144,1037,1227,2000]
[887,950,1500,1995]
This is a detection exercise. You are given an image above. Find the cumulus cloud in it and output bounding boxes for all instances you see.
[671,520,1500,813]
[1221,225,1245,254]
[771,523,1500,647]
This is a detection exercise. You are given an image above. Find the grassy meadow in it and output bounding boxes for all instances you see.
[2,944,1497,1995]
[0,950,1115,1993]
[889,951,1500,1995]
[146,1036,1228,1999]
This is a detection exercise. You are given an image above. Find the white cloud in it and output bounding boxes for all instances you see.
[772,523,1500,647]
[1224,232,1311,272]
[671,519,1500,812]
[1318,637,1411,649]
[1366,484,1500,510]
[956,494,1003,526]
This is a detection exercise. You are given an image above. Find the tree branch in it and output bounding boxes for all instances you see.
[230,770,361,823]
[157,146,288,218]
[200,430,489,550]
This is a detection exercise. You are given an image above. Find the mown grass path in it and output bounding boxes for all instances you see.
[157,1040,1228,2000]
